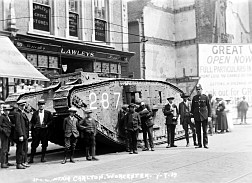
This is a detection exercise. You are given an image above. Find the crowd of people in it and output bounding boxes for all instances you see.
[0,84,249,169]
[0,99,98,169]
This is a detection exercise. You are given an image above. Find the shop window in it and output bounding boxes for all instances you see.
[69,0,79,37]
[94,61,102,72]
[49,56,59,68]
[27,53,38,67]
[33,0,51,32]
[38,55,48,68]
[94,0,108,42]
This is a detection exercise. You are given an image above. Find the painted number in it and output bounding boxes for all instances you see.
[101,93,109,109]
[89,92,98,110]
[114,92,121,109]
[88,92,121,109]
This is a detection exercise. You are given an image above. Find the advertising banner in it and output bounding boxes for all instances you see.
[198,44,252,105]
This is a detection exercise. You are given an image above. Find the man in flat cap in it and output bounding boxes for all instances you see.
[191,84,211,149]
[62,107,80,164]
[29,99,53,163]
[163,96,178,148]
[124,103,141,154]
[12,100,30,169]
[0,105,14,168]
[179,93,197,147]
[79,109,99,161]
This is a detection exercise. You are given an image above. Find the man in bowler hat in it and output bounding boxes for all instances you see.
[191,84,211,149]
[163,97,178,148]
[29,99,53,163]
[179,93,197,147]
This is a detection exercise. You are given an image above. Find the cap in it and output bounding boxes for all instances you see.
[0,100,5,104]
[2,105,12,110]
[181,93,190,98]
[17,100,26,105]
[38,99,46,105]
[140,101,145,106]
[167,97,175,100]
[128,103,136,108]
[224,97,231,101]
[68,107,78,112]
[84,109,93,113]
[122,104,129,110]
[196,84,202,90]
[216,97,223,101]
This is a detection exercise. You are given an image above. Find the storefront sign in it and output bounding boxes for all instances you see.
[95,19,106,42]
[61,48,94,57]
[69,12,78,37]
[33,3,50,32]
[15,41,59,52]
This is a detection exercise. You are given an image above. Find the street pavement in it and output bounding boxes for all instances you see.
[1,120,252,183]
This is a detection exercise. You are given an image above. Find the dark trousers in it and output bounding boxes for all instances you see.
[182,117,196,144]
[31,128,49,152]
[23,139,28,163]
[0,134,9,164]
[167,124,176,146]
[195,120,208,146]
[128,130,139,152]
[16,141,25,164]
[64,135,78,150]
[142,125,154,149]
[240,110,247,123]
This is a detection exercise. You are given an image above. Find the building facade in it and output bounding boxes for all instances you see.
[0,0,133,100]
[128,0,251,93]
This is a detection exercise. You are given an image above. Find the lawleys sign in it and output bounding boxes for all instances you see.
[198,44,252,104]
[61,48,94,57]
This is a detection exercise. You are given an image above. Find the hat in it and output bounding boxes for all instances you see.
[196,84,202,90]
[216,97,223,101]
[167,97,175,100]
[224,97,231,101]
[38,99,46,105]
[181,93,190,98]
[128,103,136,108]
[140,101,145,106]
[2,105,12,110]
[17,100,26,105]
[84,109,93,113]
[69,107,78,112]
[0,100,5,104]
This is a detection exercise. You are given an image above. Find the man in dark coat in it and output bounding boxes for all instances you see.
[124,103,141,154]
[191,84,211,149]
[29,99,53,163]
[13,100,29,169]
[0,105,14,168]
[16,100,30,168]
[136,102,154,151]
[179,93,197,147]
[163,97,178,148]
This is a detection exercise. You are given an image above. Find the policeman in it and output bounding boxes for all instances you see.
[191,84,211,149]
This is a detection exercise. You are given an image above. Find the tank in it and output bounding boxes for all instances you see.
[5,71,193,150]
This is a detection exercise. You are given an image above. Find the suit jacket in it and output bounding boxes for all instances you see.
[191,94,211,121]
[163,103,178,125]
[0,114,13,137]
[124,111,141,131]
[30,110,53,129]
[13,110,29,140]
[63,116,79,138]
[179,101,192,124]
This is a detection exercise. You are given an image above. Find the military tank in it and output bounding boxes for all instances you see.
[5,71,189,150]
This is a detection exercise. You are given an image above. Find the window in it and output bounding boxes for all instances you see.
[69,0,79,37]
[33,0,50,32]
[94,0,108,42]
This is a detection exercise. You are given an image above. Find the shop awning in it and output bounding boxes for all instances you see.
[0,36,49,81]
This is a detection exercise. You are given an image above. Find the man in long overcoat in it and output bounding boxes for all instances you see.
[191,84,211,149]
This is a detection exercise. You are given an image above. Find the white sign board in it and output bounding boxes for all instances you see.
[198,44,252,104]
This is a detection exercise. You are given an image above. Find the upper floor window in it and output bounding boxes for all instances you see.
[33,0,51,32]
[94,0,108,42]
[69,0,79,37]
